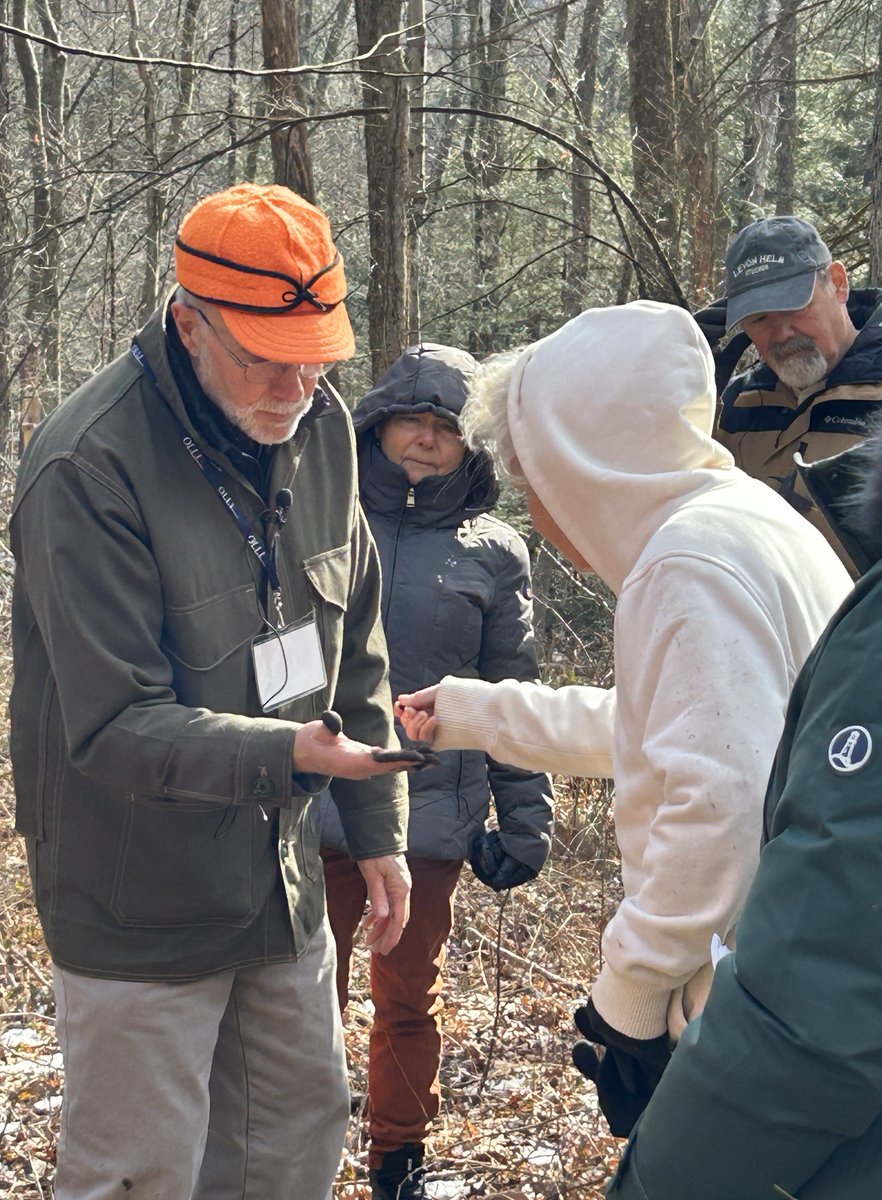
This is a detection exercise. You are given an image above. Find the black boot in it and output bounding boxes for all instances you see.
[369,1143,426,1200]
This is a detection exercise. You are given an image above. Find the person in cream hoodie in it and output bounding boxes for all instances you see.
[397,301,852,1135]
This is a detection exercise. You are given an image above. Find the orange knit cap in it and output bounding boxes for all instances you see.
[174,183,355,363]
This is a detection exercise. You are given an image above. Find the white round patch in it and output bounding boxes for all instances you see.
[828,726,873,774]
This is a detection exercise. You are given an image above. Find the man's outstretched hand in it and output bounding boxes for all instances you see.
[292,711,420,779]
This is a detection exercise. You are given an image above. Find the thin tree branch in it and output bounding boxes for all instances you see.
[0,20,404,77]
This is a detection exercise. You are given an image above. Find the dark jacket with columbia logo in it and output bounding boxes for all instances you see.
[716,287,882,574]
[9,300,407,981]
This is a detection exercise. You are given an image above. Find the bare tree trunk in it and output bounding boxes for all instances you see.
[313,0,353,110]
[226,0,240,185]
[869,12,882,280]
[99,62,119,364]
[0,9,14,446]
[406,0,426,344]
[774,0,797,214]
[464,0,512,354]
[563,0,604,318]
[12,0,65,437]
[626,0,680,299]
[674,0,719,301]
[245,94,267,183]
[425,11,465,200]
[735,0,780,225]
[261,0,315,200]
[128,0,201,320]
[354,0,410,379]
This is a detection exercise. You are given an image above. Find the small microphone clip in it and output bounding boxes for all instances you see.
[273,488,293,526]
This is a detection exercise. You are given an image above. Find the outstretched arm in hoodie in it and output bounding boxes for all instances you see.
[397,676,616,780]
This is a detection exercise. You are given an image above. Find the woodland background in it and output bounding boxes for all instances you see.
[2,0,882,1195]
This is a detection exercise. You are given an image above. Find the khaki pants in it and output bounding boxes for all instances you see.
[52,919,348,1200]
[322,850,462,1168]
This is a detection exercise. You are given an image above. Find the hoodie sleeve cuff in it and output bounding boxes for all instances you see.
[434,676,500,752]
[590,965,671,1041]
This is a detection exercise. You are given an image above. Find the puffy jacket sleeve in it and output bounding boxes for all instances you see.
[327,503,408,858]
[608,592,882,1199]
[476,532,553,871]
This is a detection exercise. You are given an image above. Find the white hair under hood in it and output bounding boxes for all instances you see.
[464,301,734,593]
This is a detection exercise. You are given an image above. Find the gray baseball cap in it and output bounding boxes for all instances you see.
[724,216,832,331]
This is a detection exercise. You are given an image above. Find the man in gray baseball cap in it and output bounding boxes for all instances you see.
[722,216,852,387]
[711,215,882,576]
[726,216,832,326]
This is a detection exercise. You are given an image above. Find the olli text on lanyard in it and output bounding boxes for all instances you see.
[131,340,326,709]
[180,433,289,625]
[181,439,327,710]
[131,339,287,624]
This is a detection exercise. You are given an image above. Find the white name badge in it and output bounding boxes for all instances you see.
[252,616,327,712]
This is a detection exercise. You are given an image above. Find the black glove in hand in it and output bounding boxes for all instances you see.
[469,830,538,891]
[572,996,670,1137]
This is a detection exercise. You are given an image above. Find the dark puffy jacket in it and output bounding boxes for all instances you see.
[321,345,553,868]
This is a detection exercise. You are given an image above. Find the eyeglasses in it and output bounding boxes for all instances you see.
[192,308,325,385]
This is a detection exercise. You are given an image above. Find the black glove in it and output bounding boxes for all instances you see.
[692,297,752,395]
[572,997,670,1137]
[469,830,538,891]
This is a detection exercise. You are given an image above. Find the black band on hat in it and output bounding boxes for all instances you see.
[175,237,345,313]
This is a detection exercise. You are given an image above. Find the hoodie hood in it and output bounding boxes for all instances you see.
[354,343,498,516]
[508,301,733,593]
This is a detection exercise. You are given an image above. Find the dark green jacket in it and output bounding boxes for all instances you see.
[10,303,407,981]
[608,561,882,1199]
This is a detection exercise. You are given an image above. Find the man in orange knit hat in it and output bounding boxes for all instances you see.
[10,184,415,1200]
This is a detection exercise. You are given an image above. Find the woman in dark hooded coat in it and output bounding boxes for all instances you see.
[321,344,553,1199]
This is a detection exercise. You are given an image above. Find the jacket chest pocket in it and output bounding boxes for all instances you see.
[163,583,263,711]
[303,544,350,696]
[432,577,489,674]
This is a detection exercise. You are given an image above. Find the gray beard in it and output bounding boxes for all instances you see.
[767,338,829,391]
[213,391,310,444]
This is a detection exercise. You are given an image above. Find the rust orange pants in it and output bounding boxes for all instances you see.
[322,850,462,1167]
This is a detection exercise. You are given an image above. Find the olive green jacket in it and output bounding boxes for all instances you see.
[10,304,407,981]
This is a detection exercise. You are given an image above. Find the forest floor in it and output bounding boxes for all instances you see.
[0,768,624,1198]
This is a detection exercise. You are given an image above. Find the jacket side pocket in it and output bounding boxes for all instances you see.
[111,794,258,927]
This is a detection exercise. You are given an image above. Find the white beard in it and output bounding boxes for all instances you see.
[767,337,830,391]
[214,392,313,444]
